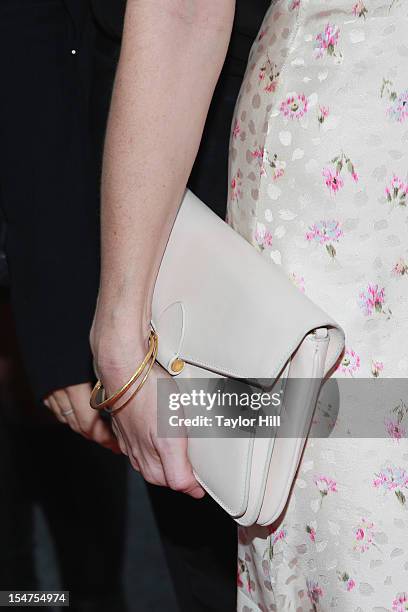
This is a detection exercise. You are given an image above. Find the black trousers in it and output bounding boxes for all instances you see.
[0,422,128,612]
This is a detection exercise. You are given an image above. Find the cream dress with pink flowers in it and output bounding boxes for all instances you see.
[228,0,408,610]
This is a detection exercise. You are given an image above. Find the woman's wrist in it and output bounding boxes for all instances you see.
[91,303,152,376]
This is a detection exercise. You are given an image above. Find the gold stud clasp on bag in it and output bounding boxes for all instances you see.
[169,358,185,374]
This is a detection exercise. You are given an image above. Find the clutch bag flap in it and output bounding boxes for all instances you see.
[152,189,344,381]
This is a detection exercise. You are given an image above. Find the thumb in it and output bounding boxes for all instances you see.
[160,439,205,499]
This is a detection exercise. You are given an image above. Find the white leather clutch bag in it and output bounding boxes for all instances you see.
[151,189,345,526]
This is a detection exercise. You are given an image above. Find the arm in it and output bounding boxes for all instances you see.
[91,0,235,494]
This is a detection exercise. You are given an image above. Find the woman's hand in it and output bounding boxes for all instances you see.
[44,382,120,453]
[91,322,205,499]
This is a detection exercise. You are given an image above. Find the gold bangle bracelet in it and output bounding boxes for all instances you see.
[89,329,158,411]
[104,332,158,416]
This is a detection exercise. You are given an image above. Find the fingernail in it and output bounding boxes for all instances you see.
[190,487,206,499]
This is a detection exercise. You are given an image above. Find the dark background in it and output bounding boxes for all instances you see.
[34,469,179,610]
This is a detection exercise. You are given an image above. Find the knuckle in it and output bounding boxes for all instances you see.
[53,390,66,404]
[79,426,92,438]
[114,436,127,455]
[130,445,141,461]
[95,433,112,446]
[129,459,140,472]
[75,418,89,434]
[143,474,160,486]
[58,398,71,414]
[142,468,164,487]
[168,475,194,493]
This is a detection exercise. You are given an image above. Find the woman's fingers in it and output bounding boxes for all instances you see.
[44,395,67,424]
[159,437,205,499]
[90,418,121,453]
[112,375,204,497]
[111,418,129,455]
[43,383,121,453]
[48,389,81,433]
[66,383,119,449]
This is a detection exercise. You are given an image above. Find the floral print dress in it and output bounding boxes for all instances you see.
[228,0,408,610]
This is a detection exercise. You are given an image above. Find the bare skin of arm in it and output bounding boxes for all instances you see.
[91,0,235,497]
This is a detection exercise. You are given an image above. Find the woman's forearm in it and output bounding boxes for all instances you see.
[94,0,235,365]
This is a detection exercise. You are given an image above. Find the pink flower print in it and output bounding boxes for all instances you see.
[232,119,240,140]
[352,1,368,18]
[259,57,280,93]
[384,418,406,441]
[388,89,408,123]
[280,93,309,120]
[373,465,408,505]
[258,29,266,41]
[371,360,384,377]
[385,174,408,207]
[380,76,408,122]
[237,558,255,594]
[306,524,316,542]
[353,517,375,553]
[325,152,359,193]
[314,24,341,60]
[251,145,267,176]
[290,272,305,293]
[323,167,344,194]
[306,220,343,258]
[265,82,277,94]
[314,475,337,507]
[264,526,287,561]
[338,348,361,376]
[266,152,286,181]
[237,560,244,588]
[254,223,273,251]
[271,527,287,545]
[307,579,323,606]
[392,592,408,612]
[318,105,330,124]
[386,399,408,443]
[230,169,243,202]
[392,257,408,276]
[358,283,389,317]
[289,0,300,9]
[314,475,337,495]
[344,160,359,182]
[251,146,264,161]
[337,571,356,591]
